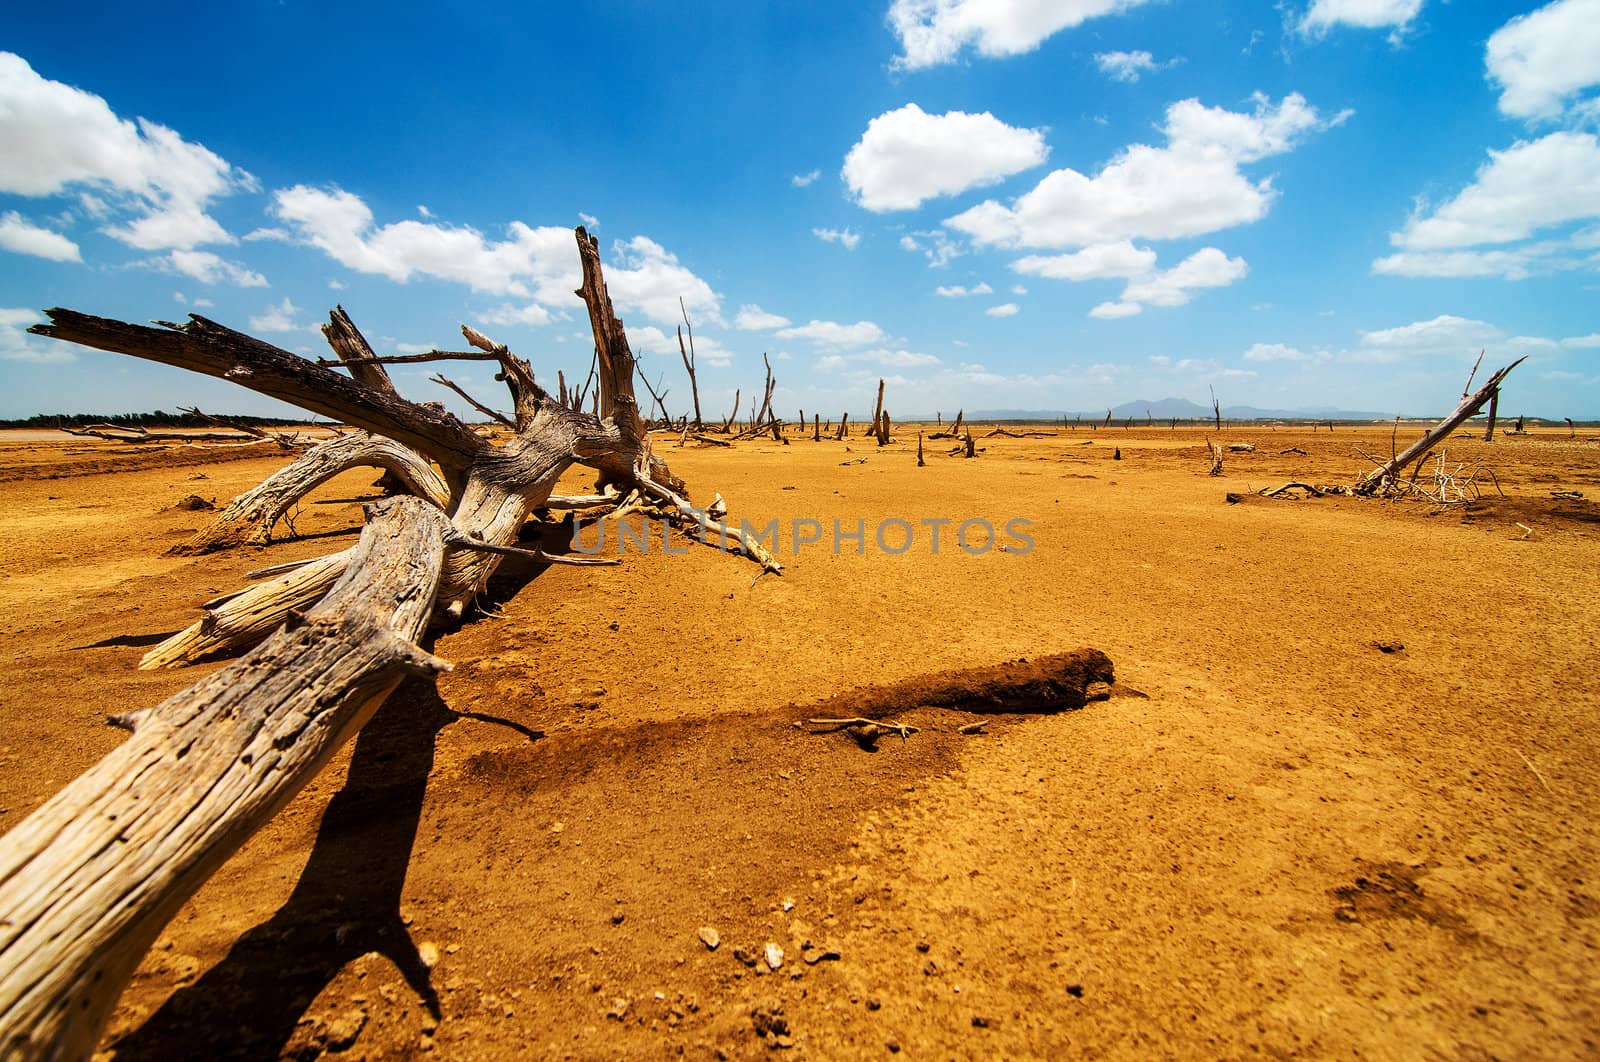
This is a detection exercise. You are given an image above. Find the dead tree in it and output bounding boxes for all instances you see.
[813,413,820,442]
[1210,387,1221,431]
[3,229,782,1052]
[867,378,885,442]
[720,388,741,433]
[1356,357,1526,495]
[835,412,849,440]
[917,431,925,466]
[878,409,891,446]
[678,299,703,430]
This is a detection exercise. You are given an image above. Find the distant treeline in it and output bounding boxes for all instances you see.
[0,411,317,430]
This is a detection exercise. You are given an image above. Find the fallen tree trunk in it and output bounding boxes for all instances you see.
[1356,357,1525,495]
[0,497,451,1058]
[797,650,1113,720]
[8,227,780,1053]
[170,430,449,554]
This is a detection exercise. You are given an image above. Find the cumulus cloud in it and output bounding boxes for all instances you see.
[1120,247,1248,307]
[1486,0,1600,120]
[1346,314,1506,362]
[843,104,1049,212]
[150,249,268,287]
[734,304,791,330]
[0,52,254,251]
[816,347,941,372]
[900,229,964,267]
[1376,131,1600,278]
[775,319,890,348]
[478,303,553,328]
[1011,240,1156,280]
[1018,242,1247,317]
[934,282,993,296]
[0,210,79,261]
[813,227,862,250]
[1297,0,1423,41]
[605,236,722,326]
[985,302,1020,317]
[1243,342,1315,362]
[0,307,73,363]
[1089,300,1143,319]
[270,186,719,325]
[791,169,821,187]
[1094,50,1173,83]
[888,0,1154,70]
[249,297,306,333]
[946,93,1346,249]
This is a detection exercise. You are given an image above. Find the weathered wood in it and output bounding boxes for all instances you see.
[1357,358,1526,494]
[170,431,450,555]
[0,498,452,1058]
[797,650,1113,721]
[32,312,484,473]
[678,301,703,430]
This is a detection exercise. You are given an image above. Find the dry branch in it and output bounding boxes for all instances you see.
[0,498,451,1057]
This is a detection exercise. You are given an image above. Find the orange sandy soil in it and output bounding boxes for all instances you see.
[1,424,1597,1060]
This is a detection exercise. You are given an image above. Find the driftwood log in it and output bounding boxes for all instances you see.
[3,227,778,1054]
[1356,357,1525,495]
[0,498,451,1058]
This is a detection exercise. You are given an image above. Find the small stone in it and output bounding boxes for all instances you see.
[611,912,626,925]
[732,947,757,968]
[417,942,440,969]
[781,898,795,912]
[915,941,930,953]
[698,926,721,951]
[971,1015,991,1029]
[607,997,630,1021]
[764,943,784,970]
[887,1040,901,1053]
[323,1008,367,1051]
[444,943,460,954]
[1066,984,1084,998]
[802,947,841,965]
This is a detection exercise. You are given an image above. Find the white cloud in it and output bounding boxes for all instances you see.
[249,297,305,333]
[947,93,1345,249]
[1390,133,1600,250]
[1297,0,1423,41]
[813,227,862,250]
[270,186,718,325]
[0,210,79,261]
[1090,300,1142,319]
[630,324,735,366]
[888,0,1154,70]
[478,303,553,328]
[985,302,1020,317]
[579,211,599,228]
[816,347,941,371]
[900,229,964,266]
[0,307,74,363]
[1120,247,1248,307]
[1347,314,1506,362]
[1011,283,1027,295]
[843,104,1049,212]
[934,282,993,296]
[1094,50,1172,83]
[775,319,890,348]
[153,249,269,287]
[605,235,722,326]
[0,52,254,251]
[1377,131,1600,279]
[1562,333,1600,347]
[1243,342,1314,362]
[734,304,792,330]
[1486,0,1600,120]
[791,169,821,187]
[1012,240,1156,280]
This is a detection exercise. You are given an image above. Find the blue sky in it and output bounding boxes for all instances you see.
[2,0,1598,420]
